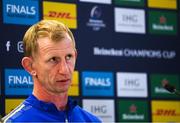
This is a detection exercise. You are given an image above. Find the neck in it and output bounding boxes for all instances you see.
[33,80,68,111]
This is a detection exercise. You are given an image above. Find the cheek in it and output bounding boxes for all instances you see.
[33,61,56,82]
[37,68,48,79]
[68,61,76,71]
[36,64,51,78]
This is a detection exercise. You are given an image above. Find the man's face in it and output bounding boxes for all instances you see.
[32,33,77,94]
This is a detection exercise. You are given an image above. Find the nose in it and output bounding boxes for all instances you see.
[58,60,69,75]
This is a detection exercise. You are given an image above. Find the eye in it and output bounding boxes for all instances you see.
[66,54,73,61]
[49,57,59,63]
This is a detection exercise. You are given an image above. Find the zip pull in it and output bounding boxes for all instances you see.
[65,118,68,123]
[65,110,68,123]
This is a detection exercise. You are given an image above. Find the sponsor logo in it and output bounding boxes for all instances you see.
[148,11,177,35]
[43,1,77,29]
[5,99,24,115]
[93,47,176,60]
[115,8,145,34]
[17,41,23,53]
[152,101,180,122]
[5,69,33,95]
[117,100,149,122]
[148,0,177,9]
[86,6,106,31]
[114,0,145,7]
[5,40,24,53]
[68,71,79,96]
[6,41,11,52]
[150,74,179,98]
[83,99,115,122]
[155,109,177,116]
[117,72,147,97]
[80,0,111,4]
[82,71,114,96]
[3,0,39,25]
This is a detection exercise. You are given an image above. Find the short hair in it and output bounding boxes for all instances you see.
[23,20,76,57]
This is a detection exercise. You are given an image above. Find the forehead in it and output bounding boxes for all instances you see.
[37,34,74,55]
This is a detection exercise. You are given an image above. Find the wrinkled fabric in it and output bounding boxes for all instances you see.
[2,94,101,123]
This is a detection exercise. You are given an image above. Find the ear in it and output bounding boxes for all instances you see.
[21,57,36,76]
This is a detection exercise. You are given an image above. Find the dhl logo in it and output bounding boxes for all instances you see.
[154,109,180,116]
[68,71,79,96]
[70,83,78,87]
[43,1,77,29]
[148,0,177,9]
[44,11,75,20]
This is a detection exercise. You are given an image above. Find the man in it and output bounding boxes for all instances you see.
[2,20,101,122]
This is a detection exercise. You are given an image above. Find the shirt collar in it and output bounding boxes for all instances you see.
[24,94,77,112]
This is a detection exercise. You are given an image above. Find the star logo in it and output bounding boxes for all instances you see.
[161,78,169,88]
[159,16,166,24]
[129,104,137,113]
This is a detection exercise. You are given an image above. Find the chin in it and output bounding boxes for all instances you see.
[56,88,69,94]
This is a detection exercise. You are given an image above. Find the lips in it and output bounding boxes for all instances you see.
[56,79,70,83]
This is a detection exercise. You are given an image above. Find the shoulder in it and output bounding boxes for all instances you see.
[72,105,102,122]
[1,102,32,123]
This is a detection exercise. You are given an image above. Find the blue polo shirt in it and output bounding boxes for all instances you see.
[2,95,101,122]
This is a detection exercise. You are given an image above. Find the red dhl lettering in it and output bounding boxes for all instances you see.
[155,109,176,116]
[44,11,75,19]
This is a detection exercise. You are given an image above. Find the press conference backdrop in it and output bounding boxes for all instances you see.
[0,0,180,122]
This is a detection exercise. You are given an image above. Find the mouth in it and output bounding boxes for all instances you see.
[56,79,71,83]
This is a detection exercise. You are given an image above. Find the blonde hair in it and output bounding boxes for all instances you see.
[23,20,76,57]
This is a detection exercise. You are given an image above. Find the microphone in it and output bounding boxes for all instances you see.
[162,79,180,96]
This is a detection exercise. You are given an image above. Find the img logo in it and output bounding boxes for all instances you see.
[86,6,106,31]
[115,8,145,34]
[3,0,39,25]
[5,69,33,95]
[117,72,148,97]
[82,71,114,96]
[83,99,115,122]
